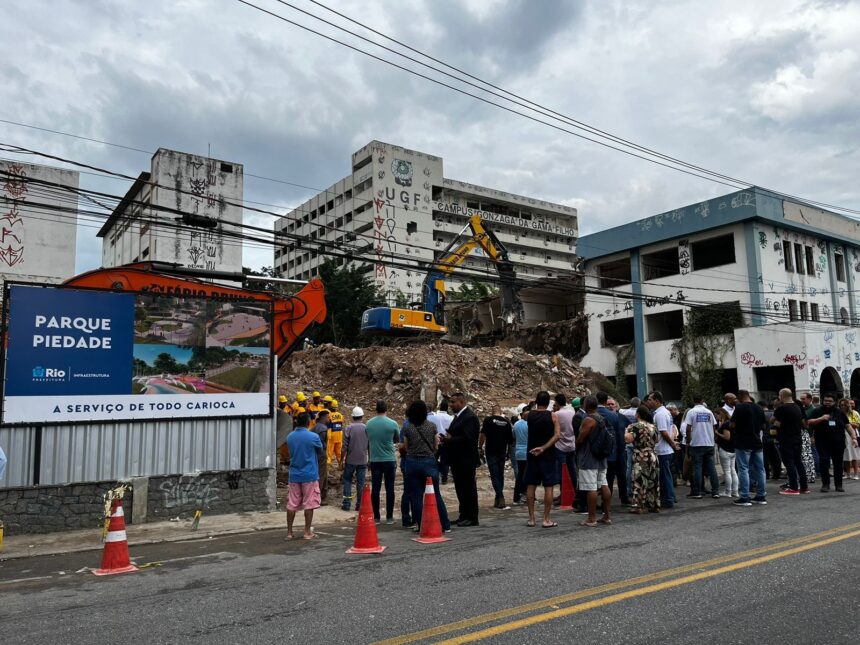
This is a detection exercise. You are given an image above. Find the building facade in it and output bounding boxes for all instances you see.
[99,149,244,274]
[0,160,79,283]
[273,140,578,304]
[578,187,860,402]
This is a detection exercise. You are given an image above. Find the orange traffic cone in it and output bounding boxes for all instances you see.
[560,467,574,509]
[413,477,451,544]
[346,485,386,554]
[94,499,138,576]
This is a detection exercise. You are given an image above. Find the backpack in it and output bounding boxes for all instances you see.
[589,414,615,460]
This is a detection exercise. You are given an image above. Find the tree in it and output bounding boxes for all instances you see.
[446,279,497,302]
[242,266,300,296]
[153,352,179,374]
[313,259,384,347]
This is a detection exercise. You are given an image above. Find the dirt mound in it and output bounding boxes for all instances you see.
[279,343,602,416]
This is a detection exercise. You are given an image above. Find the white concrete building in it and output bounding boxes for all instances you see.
[273,140,578,305]
[0,160,79,284]
[99,149,244,274]
[578,187,860,402]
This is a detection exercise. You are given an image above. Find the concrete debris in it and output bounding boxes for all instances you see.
[279,342,604,417]
[499,314,590,359]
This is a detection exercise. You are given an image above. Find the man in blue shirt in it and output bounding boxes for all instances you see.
[285,412,324,540]
[512,407,530,504]
[597,391,630,505]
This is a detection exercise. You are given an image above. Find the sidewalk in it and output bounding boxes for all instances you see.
[0,505,355,561]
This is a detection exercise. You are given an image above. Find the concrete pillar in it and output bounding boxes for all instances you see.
[630,249,647,397]
[743,221,766,326]
[130,477,148,524]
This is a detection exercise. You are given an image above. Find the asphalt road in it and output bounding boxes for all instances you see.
[2,480,860,644]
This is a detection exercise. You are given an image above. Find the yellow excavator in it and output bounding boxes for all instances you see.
[360,215,524,336]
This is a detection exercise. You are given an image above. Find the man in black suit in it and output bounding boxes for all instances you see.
[442,392,480,526]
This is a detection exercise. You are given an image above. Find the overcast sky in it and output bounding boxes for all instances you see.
[2,0,858,273]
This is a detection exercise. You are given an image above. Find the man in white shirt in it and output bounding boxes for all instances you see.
[647,391,679,509]
[433,399,455,484]
[682,394,720,499]
[722,393,737,418]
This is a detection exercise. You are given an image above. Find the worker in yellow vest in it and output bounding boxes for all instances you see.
[291,392,308,420]
[307,391,325,422]
[327,399,345,467]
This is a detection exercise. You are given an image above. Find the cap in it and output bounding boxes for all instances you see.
[352,406,364,418]
[312,391,321,397]
[572,397,582,408]
[331,400,339,409]
[296,392,307,402]
[278,394,287,404]
[323,395,333,402]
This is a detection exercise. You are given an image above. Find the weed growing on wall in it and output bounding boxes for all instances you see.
[672,302,743,407]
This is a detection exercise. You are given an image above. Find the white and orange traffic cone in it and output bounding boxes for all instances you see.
[93,498,138,576]
[413,477,451,544]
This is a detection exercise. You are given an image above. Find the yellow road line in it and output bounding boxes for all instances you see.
[374,521,860,645]
[437,527,860,644]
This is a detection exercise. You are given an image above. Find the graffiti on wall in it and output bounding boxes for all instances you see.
[159,474,220,510]
[1,163,27,267]
[678,239,690,276]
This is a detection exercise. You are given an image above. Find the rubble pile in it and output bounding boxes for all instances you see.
[280,342,604,415]
[501,315,590,359]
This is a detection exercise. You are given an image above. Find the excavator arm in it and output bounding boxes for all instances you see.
[63,262,327,361]
[423,215,523,329]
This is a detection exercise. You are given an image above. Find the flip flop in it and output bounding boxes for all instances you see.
[579,520,598,527]
[526,520,536,527]
[597,518,612,525]
[303,533,318,540]
[542,522,558,529]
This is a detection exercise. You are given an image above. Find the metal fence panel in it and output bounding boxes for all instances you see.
[0,413,275,488]
[0,425,35,487]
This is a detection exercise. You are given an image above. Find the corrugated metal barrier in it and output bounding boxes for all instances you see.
[0,414,275,488]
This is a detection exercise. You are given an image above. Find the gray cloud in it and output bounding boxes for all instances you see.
[0,0,857,274]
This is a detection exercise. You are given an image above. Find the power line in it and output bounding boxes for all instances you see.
[240,0,860,218]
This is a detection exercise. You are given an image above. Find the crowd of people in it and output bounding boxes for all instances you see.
[276,386,860,540]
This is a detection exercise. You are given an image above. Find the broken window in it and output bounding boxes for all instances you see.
[406,221,418,234]
[641,247,680,281]
[602,318,635,347]
[783,241,794,272]
[805,246,815,275]
[788,299,799,321]
[794,243,804,274]
[648,372,682,401]
[835,253,846,282]
[598,258,631,289]
[691,233,735,271]
[645,310,684,342]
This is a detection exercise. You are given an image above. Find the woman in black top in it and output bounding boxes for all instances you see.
[401,400,451,532]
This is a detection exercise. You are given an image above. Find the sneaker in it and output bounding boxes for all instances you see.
[687,494,703,499]
[835,487,845,492]
[821,485,831,492]
[722,490,731,497]
[386,518,395,525]
[779,482,790,490]
[712,494,721,499]
[731,492,740,498]
[779,488,800,496]
[800,488,812,494]
[752,496,767,505]
[733,498,753,507]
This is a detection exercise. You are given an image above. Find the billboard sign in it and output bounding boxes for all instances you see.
[2,284,272,424]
